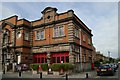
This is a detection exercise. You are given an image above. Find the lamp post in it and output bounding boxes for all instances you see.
[108,51,110,61]
[47,52,51,74]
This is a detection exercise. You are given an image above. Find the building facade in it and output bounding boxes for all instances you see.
[0,7,93,72]
[0,29,2,71]
[96,51,109,62]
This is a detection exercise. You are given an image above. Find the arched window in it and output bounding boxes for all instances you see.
[3,29,10,45]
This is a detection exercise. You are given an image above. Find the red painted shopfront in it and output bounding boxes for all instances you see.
[33,51,69,64]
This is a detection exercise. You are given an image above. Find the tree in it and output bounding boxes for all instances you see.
[116,57,120,62]
[99,59,103,62]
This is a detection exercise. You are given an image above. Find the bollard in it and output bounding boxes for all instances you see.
[19,71,21,77]
[66,74,68,80]
[86,73,88,78]
[40,72,42,79]
[3,70,5,74]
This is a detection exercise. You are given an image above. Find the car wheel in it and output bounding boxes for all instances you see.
[111,72,114,76]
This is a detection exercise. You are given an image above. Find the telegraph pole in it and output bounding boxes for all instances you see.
[108,51,110,61]
[108,51,110,58]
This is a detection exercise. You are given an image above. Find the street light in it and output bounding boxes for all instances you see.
[108,51,110,58]
[46,52,51,74]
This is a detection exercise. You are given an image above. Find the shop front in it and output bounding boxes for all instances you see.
[33,51,69,64]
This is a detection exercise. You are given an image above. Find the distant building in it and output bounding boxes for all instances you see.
[0,7,93,72]
[96,51,109,63]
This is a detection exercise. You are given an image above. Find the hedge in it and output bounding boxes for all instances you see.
[30,64,40,70]
[51,63,61,71]
[51,63,74,71]
[41,63,48,71]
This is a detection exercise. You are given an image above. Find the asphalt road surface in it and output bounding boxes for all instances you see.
[94,64,120,79]
[0,71,2,80]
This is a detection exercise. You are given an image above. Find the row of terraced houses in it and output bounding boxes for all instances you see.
[0,7,101,73]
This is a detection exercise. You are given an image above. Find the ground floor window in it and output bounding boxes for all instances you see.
[61,57,64,63]
[33,52,69,64]
[51,52,69,63]
[66,56,69,63]
[33,53,47,63]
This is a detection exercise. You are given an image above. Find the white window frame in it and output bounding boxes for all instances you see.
[54,27,59,37]
[88,38,91,45]
[16,31,21,39]
[36,30,40,40]
[36,29,45,40]
[83,34,86,42]
[75,28,79,38]
[40,30,45,40]
[59,26,64,36]
[24,31,29,40]
[53,25,65,37]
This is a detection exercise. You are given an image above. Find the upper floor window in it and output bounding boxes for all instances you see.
[88,38,91,45]
[3,30,10,44]
[3,34,8,44]
[59,26,64,36]
[54,27,59,37]
[83,34,86,42]
[36,29,45,40]
[16,31,21,39]
[75,29,79,38]
[24,31,29,40]
[54,26,64,37]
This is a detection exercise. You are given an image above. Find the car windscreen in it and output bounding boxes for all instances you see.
[99,65,110,68]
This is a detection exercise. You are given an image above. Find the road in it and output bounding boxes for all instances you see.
[94,69,118,78]
[1,64,120,79]
[0,71,2,80]
[94,64,120,79]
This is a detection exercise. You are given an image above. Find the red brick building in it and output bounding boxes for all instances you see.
[0,27,2,70]
[0,7,93,72]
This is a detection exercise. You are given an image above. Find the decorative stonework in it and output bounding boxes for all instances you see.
[68,23,74,42]
[11,30,15,46]
[33,45,70,53]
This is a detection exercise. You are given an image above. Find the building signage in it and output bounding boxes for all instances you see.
[33,46,70,53]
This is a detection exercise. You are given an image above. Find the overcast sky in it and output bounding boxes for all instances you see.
[0,1,119,58]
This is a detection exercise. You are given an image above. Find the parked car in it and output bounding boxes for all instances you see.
[109,63,117,72]
[96,64,115,76]
[21,64,29,71]
[16,64,28,71]
[117,63,119,68]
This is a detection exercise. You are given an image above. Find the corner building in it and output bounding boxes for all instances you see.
[0,7,93,72]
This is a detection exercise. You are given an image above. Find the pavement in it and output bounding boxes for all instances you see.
[68,70,97,78]
[2,70,97,78]
[0,71,2,80]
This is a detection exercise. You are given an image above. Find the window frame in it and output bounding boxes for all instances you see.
[59,26,64,36]
[88,38,91,45]
[16,31,21,39]
[35,29,45,40]
[83,34,86,42]
[53,25,65,38]
[75,28,79,38]
[24,31,29,41]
